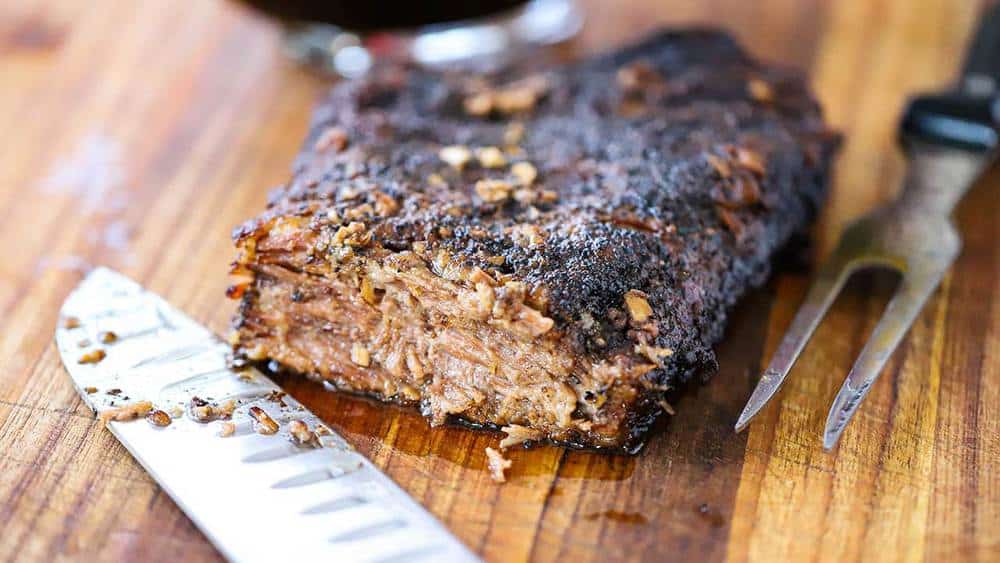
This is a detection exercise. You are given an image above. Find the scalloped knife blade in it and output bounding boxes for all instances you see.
[55,267,479,563]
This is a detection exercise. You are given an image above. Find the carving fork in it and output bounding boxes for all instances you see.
[735,5,1000,449]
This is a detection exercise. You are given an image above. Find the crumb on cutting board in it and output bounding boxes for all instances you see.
[485,447,512,483]
[658,398,676,416]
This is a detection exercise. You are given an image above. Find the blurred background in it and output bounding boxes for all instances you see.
[0,1,995,562]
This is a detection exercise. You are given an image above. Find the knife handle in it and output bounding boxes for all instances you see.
[961,3,1000,96]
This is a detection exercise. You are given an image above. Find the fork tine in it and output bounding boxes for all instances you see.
[735,250,857,433]
[822,258,954,450]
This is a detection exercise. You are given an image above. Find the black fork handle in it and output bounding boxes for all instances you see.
[900,94,997,152]
[962,2,1000,88]
[900,4,1000,153]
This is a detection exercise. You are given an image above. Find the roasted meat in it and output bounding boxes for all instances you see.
[229,29,839,452]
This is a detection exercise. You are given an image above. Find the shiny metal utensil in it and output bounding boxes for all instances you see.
[56,267,479,562]
[736,4,1000,449]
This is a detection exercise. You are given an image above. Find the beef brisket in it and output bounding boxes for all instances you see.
[229,29,839,452]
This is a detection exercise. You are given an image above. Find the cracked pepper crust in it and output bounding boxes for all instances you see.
[229,29,840,452]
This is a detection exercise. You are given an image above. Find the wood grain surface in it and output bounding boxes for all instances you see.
[0,0,996,561]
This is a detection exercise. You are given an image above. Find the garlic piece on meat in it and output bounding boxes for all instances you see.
[475,179,513,203]
[510,161,538,186]
[476,146,507,168]
[439,145,472,170]
[624,290,653,323]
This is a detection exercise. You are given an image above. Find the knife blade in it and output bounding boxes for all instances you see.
[55,267,479,563]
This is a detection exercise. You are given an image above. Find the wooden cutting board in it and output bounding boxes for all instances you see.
[0,0,996,561]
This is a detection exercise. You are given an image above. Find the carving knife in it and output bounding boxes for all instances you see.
[55,267,479,562]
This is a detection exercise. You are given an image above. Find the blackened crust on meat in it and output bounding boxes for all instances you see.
[230,29,840,452]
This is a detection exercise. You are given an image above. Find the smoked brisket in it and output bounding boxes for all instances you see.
[229,29,839,452]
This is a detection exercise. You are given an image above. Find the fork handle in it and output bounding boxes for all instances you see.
[961,3,1000,91]
[900,93,998,152]
[901,3,1000,152]
[896,141,991,216]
